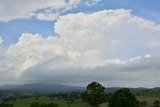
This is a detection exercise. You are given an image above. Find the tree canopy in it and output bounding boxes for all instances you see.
[81,81,106,107]
[109,88,138,107]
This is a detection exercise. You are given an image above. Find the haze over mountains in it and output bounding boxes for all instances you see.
[0,83,160,93]
[0,83,85,92]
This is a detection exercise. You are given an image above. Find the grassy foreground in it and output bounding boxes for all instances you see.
[2,92,160,107]
[6,96,108,107]
[8,97,88,107]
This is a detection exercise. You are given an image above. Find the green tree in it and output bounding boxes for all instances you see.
[81,81,106,107]
[153,100,160,107]
[109,88,138,107]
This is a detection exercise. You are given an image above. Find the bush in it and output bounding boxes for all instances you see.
[139,100,147,107]
[30,102,40,107]
[41,103,47,107]
[30,102,58,107]
[47,103,58,107]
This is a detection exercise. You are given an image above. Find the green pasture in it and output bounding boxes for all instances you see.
[2,92,160,107]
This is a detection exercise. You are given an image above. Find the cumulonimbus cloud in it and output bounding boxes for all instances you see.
[0,9,160,87]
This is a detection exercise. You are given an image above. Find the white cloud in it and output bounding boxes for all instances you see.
[33,12,60,21]
[0,0,80,22]
[0,36,3,44]
[1,9,160,87]
[54,9,160,58]
[85,0,101,6]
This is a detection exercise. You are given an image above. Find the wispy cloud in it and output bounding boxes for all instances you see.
[0,0,80,22]
[85,0,101,7]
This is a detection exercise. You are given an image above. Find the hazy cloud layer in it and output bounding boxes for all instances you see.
[0,9,160,87]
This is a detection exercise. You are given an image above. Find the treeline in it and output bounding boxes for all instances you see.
[0,102,13,107]
[47,92,80,101]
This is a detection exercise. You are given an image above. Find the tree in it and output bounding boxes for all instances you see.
[109,88,138,107]
[153,100,160,107]
[81,81,106,107]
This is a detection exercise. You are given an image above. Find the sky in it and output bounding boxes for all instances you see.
[0,0,160,88]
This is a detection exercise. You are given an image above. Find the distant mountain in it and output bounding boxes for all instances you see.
[0,84,20,90]
[0,83,85,93]
[0,83,158,93]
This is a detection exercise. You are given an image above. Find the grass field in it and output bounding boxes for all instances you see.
[5,96,109,107]
[1,92,160,107]
[8,97,88,107]
[136,92,160,107]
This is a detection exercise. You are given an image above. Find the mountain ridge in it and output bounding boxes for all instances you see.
[0,83,159,93]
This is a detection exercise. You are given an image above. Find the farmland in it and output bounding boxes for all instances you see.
[1,83,160,107]
[0,91,160,107]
